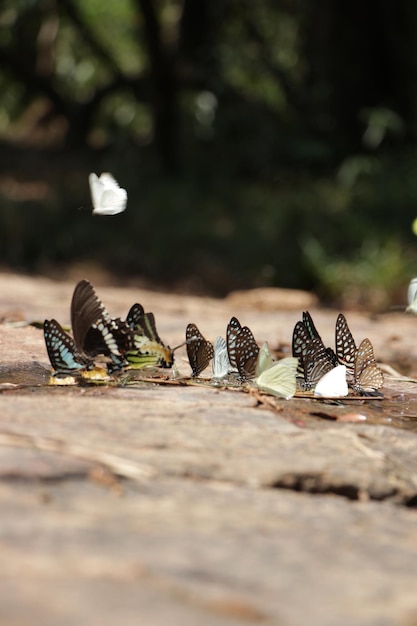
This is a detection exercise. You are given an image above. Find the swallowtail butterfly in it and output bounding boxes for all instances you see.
[126,303,174,368]
[71,280,130,372]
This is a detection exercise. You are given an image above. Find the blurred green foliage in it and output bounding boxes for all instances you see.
[0,0,417,308]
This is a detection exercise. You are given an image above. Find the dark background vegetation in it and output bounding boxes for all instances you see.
[1,0,417,308]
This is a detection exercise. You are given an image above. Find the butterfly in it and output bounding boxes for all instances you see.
[406,277,417,314]
[351,338,384,396]
[302,338,336,390]
[254,342,298,399]
[314,364,348,397]
[43,319,94,376]
[226,317,260,380]
[212,336,236,379]
[302,311,338,367]
[71,280,131,372]
[89,172,127,216]
[186,323,214,377]
[292,320,335,390]
[335,313,357,377]
[255,342,275,377]
[126,303,174,368]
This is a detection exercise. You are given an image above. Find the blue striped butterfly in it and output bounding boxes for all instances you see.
[186,323,214,377]
[226,317,260,380]
[71,280,131,373]
[44,319,94,376]
[126,303,174,368]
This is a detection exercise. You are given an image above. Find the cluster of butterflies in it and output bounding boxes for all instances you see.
[43,280,384,399]
[291,311,384,397]
[44,280,175,380]
[185,310,384,398]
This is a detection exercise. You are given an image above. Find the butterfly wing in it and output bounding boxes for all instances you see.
[303,338,335,390]
[99,173,122,189]
[71,279,105,350]
[335,313,357,376]
[302,311,321,341]
[407,277,417,313]
[89,173,103,211]
[126,303,146,329]
[186,323,214,377]
[302,311,337,366]
[71,280,130,371]
[254,357,298,399]
[226,317,242,369]
[292,321,312,378]
[314,364,348,397]
[44,319,93,375]
[212,336,235,379]
[255,341,275,376]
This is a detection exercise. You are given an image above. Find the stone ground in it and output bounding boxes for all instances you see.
[1,272,417,626]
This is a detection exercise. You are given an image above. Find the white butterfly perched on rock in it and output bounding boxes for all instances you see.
[253,342,298,399]
[314,364,348,398]
[89,172,127,216]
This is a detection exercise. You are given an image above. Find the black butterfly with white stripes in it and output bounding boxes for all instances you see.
[71,280,131,373]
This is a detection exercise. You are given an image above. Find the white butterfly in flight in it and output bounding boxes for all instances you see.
[406,277,417,314]
[89,172,127,216]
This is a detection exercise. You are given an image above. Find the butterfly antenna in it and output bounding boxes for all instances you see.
[172,340,187,351]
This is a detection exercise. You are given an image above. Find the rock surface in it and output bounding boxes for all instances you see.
[1,272,417,626]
